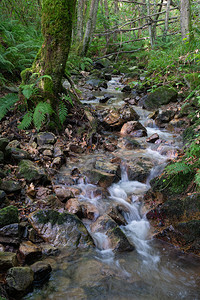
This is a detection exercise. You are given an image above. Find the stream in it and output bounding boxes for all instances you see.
[25,76,200,300]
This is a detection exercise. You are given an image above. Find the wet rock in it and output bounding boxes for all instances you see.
[118,158,153,182]
[99,94,112,103]
[107,206,127,226]
[0,180,22,192]
[6,267,34,298]
[90,214,134,252]
[0,223,20,245]
[65,198,82,215]
[139,86,178,110]
[37,132,56,146]
[30,261,52,285]
[148,110,159,120]
[18,241,42,264]
[0,252,18,273]
[155,110,176,126]
[102,106,139,130]
[146,133,159,143]
[28,210,94,248]
[52,157,62,167]
[81,202,100,221]
[0,138,9,151]
[86,169,116,188]
[0,206,19,228]
[120,121,147,137]
[103,142,117,152]
[40,244,60,256]
[0,151,4,163]
[117,137,141,150]
[18,160,47,183]
[95,159,119,175]
[0,190,6,205]
[54,185,80,202]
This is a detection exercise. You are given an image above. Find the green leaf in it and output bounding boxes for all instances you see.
[22,84,35,99]
[58,101,68,125]
[18,111,33,130]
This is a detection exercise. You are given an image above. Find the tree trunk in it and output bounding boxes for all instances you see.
[180,0,191,41]
[163,0,170,40]
[21,0,76,102]
[79,0,100,56]
[76,0,84,46]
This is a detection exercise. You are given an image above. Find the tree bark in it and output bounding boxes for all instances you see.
[21,0,76,102]
[180,0,191,41]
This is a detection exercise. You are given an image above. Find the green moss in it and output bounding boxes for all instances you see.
[20,68,32,84]
[0,206,19,228]
[35,210,83,226]
[151,171,194,196]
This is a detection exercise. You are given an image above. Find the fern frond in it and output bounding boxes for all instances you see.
[58,101,68,125]
[0,93,19,120]
[18,111,33,130]
[33,102,53,131]
[165,162,191,175]
[62,94,73,106]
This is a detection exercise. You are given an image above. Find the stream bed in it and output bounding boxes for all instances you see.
[25,77,200,300]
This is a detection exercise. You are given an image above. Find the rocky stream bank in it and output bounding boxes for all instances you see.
[0,60,200,299]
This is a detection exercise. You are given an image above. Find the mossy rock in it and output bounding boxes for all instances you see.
[184,73,200,90]
[150,170,194,196]
[18,160,47,183]
[0,180,22,192]
[140,86,178,110]
[0,206,19,228]
[6,267,34,298]
[28,210,94,248]
[0,252,18,273]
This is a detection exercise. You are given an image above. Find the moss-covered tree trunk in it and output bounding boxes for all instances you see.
[22,0,76,100]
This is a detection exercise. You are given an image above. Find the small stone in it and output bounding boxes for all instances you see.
[6,140,20,149]
[10,148,30,161]
[18,241,42,264]
[54,186,80,202]
[37,132,56,146]
[121,86,131,93]
[53,146,63,157]
[52,157,61,166]
[0,252,17,273]
[146,133,159,143]
[43,149,52,157]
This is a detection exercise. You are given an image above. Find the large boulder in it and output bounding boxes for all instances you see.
[139,86,178,110]
[28,210,94,248]
[18,160,47,183]
[90,214,134,252]
[0,206,19,228]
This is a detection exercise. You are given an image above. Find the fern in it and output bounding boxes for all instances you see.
[18,111,33,130]
[58,101,68,125]
[165,162,191,175]
[33,102,53,131]
[0,93,19,120]
[62,94,73,106]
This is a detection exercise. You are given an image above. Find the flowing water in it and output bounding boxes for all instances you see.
[25,77,200,300]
